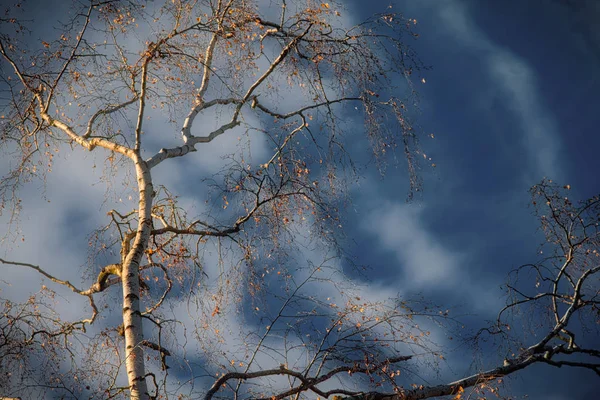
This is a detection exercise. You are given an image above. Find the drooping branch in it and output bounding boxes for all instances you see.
[0,258,98,327]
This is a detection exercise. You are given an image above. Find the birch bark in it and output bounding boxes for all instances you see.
[120,155,153,400]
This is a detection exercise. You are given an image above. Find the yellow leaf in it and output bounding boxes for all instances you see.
[452,386,464,400]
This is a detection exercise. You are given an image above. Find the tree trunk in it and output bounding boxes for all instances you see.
[121,155,153,399]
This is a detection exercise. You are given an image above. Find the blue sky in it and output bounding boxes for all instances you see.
[1,0,599,398]
[342,0,600,398]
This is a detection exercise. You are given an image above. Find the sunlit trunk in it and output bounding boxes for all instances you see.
[121,155,153,399]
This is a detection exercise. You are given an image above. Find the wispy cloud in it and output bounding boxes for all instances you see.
[359,198,503,314]
[436,0,563,182]
[364,203,460,287]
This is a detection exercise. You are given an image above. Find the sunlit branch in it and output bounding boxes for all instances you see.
[197,29,219,100]
[141,263,172,315]
[44,3,94,111]
[235,24,312,119]
[147,25,310,168]
[261,115,306,170]
[135,55,151,151]
[146,119,240,168]
[83,96,139,139]
[207,355,414,400]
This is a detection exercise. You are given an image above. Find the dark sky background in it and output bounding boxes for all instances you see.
[342,0,600,398]
[1,0,599,398]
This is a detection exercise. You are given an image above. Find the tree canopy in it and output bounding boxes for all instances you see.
[0,1,598,399]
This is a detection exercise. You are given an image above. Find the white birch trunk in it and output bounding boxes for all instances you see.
[121,155,153,399]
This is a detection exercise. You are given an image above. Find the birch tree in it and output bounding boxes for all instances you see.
[0,1,598,399]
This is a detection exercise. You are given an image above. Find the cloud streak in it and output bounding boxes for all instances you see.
[436,0,563,182]
[364,203,459,287]
[359,197,503,315]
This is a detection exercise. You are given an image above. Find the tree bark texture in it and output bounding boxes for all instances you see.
[120,155,153,399]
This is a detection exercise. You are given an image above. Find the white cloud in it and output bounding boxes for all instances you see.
[363,202,459,287]
[487,51,560,180]
[359,198,502,314]
[435,0,563,181]
[0,150,116,313]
